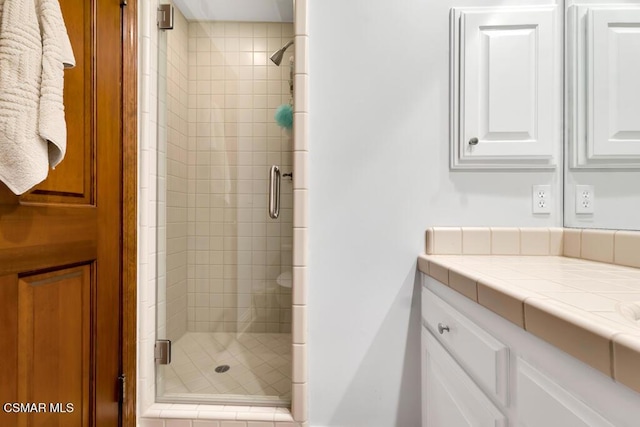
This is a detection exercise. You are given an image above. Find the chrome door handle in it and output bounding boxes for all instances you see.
[437,323,450,334]
[269,165,281,219]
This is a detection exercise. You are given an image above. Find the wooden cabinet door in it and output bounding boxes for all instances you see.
[0,0,130,426]
[422,329,506,427]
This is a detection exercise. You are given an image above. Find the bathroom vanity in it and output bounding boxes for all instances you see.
[419,227,640,427]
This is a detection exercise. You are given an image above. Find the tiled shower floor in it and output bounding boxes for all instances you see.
[160,332,292,404]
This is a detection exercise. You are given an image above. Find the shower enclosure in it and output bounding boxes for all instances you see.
[155,0,295,406]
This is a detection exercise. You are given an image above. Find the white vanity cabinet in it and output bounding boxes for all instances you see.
[421,275,640,427]
[422,328,506,427]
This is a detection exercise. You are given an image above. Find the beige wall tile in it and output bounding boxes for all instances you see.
[417,256,429,275]
[462,227,491,255]
[524,298,613,376]
[291,383,307,422]
[612,334,640,394]
[563,229,582,258]
[549,228,563,255]
[292,344,307,383]
[293,113,308,151]
[294,0,308,36]
[477,281,526,328]
[293,190,308,228]
[449,270,478,301]
[581,229,615,263]
[293,228,308,267]
[426,228,434,254]
[292,267,307,305]
[614,231,640,269]
[428,262,449,285]
[293,74,308,113]
[520,228,550,255]
[293,35,308,74]
[293,151,309,190]
[292,305,306,344]
[432,227,462,254]
[491,228,520,255]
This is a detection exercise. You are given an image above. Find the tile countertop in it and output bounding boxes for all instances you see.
[417,253,640,394]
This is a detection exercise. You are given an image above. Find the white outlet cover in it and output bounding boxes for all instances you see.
[575,185,595,214]
[532,185,551,214]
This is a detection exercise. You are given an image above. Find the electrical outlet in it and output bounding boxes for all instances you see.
[575,185,595,214]
[532,185,551,214]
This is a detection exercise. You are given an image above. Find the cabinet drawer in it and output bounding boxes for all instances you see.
[422,329,507,427]
[422,287,509,405]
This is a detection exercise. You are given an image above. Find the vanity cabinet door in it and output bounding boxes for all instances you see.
[450,6,559,169]
[422,287,509,405]
[517,359,615,427]
[422,329,506,427]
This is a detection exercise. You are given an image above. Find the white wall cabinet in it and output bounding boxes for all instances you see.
[450,6,560,169]
[422,275,640,427]
[568,5,640,168]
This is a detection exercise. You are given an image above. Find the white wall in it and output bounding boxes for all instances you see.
[308,0,562,426]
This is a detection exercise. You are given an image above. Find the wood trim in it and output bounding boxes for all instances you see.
[121,0,138,425]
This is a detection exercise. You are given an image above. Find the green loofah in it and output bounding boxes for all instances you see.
[275,104,293,130]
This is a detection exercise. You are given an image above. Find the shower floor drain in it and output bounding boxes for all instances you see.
[214,365,230,373]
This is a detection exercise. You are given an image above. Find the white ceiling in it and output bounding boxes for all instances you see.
[171,0,293,23]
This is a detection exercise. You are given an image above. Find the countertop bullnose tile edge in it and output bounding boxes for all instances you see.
[418,252,640,394]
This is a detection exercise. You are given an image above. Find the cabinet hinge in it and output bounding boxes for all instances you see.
[118,374,126,404]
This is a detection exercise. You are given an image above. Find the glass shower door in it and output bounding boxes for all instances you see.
[155,0,294,406]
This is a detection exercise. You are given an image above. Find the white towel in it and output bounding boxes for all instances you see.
[0,0,75,195]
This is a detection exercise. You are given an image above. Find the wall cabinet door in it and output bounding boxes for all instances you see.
[568,5,640,168]
[422,329,506,427]
[450,6,559,169]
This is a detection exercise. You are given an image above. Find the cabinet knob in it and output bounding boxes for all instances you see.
[437,323,450,334]
[468,137,479,146]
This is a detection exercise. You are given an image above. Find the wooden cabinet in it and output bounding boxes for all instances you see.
[421,276,640,427]
[568,5,640,168]
[450,6,560,169]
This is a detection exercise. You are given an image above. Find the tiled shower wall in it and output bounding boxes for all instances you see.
[185,21,294,333]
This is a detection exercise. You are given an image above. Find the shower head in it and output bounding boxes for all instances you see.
[270,39,294,66]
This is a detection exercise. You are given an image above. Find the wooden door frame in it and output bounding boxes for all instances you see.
[122,0,137,425]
